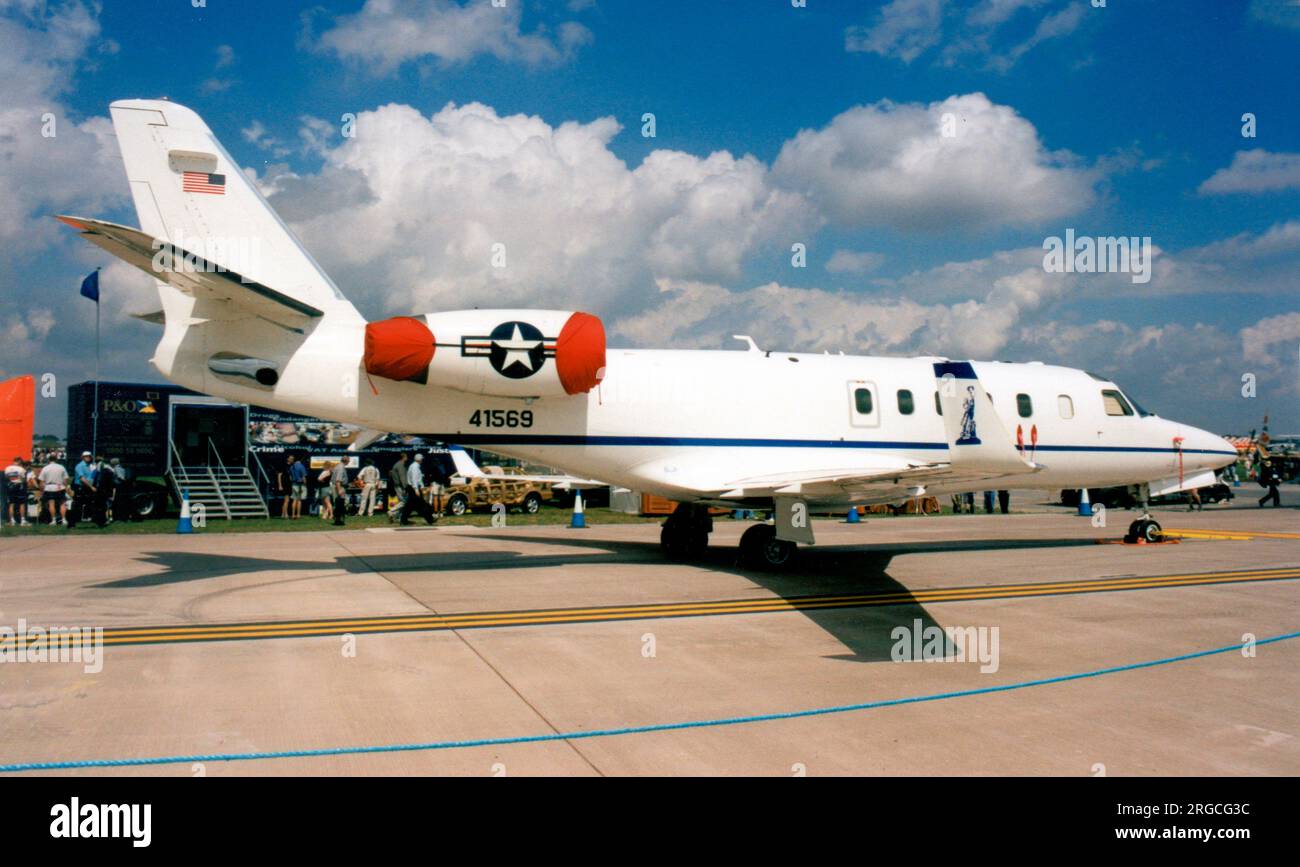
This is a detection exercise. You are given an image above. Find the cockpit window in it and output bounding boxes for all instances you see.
[1101,389,1134,417]
[1125,393,1155,417]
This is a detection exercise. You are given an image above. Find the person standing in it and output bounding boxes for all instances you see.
[997,490,1010,514]
[93,455,114,526]
[38,455,69,526]
[329,459,349,526]
[5,457,27,526]
[317,463,334,521]
[982,491,996,514]
[357,459,380,517]
[276,456,291,518]
[110,457,135,522]
[1258,460,1282,508]
[72,451,96,526]
[388,453,409,523]
[399,453,437,525]
[287,455,307,518]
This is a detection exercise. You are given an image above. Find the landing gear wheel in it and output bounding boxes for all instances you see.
[661,525,708,560]
[738,524,796,569]
[1125,518,1163,543]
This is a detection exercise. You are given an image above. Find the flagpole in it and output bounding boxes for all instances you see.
[92,267,101,459]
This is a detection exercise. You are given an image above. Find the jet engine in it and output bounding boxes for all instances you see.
[363,309,606,398]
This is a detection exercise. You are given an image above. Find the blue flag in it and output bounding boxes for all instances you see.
[80,269,99,302]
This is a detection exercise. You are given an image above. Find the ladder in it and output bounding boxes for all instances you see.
[168,441,269,520]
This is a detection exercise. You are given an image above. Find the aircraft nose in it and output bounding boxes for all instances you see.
[1180,427,1238,471]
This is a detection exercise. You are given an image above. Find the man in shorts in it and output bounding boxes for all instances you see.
[287,454,308,518]
[38,456,69,526]
[4,457,30,526]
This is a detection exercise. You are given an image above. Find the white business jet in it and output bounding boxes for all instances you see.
[58,100,1237,567]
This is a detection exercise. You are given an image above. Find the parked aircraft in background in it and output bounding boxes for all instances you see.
[59,100,1237,567]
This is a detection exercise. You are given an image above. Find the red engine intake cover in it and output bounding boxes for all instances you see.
[364,316,434,384]
[555,312,606,394]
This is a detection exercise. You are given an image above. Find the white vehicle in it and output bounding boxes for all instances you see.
[60,100,1237,567]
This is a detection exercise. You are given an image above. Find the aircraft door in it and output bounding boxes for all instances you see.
[170,401,249,468]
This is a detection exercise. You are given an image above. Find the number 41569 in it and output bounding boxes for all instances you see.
[469,409,533,428]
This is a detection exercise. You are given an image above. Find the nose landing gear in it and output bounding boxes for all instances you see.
[1124,516,1164,544]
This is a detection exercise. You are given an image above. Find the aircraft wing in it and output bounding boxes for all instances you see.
[55,215,323,328]
[717,462,1037,501]
[446,445,607,489]
[714,361,1043,503]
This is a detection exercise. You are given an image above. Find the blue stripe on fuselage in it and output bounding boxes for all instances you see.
[429,433,1235,456]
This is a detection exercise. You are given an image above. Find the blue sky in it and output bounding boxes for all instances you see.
[2,0,1298,436]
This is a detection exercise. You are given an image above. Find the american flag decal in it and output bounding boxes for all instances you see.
[182,171,226,195]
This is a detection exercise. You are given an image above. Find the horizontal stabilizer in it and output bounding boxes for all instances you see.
[56,215,323,326]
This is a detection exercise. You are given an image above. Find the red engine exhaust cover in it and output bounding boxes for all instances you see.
[555,312,606,394]
[364,316,434,383]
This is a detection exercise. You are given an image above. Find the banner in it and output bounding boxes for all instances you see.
[0,375,35,462]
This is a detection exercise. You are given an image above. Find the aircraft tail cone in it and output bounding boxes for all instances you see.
[177,489,194,534]
[1077,488,1093,517]
[845,506,861,524]
[569,491,586,529]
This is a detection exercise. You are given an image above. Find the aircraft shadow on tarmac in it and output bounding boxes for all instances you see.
[97,534,1098,663]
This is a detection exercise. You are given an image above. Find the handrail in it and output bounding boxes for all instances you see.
[167,439,188,501]
[204,439,233,519]
[250,450,272,492]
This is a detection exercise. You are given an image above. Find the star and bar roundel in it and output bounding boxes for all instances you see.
[461,321,556,379]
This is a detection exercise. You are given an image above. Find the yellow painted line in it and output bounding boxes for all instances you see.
[63,564,1300,641]
[1162,528,1300,540]
[7,566,1299,651]
[22,566,1300,644]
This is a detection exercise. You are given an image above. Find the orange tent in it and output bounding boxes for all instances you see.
[0,375,35,462]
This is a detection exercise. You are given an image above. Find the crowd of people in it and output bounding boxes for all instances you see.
[267,452,445,527]
[4,450,135,528]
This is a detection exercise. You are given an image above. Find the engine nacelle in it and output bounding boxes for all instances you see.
[364,309,606,398]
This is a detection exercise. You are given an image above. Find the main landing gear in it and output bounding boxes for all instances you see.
[660,503,713,560]
[660,503,801,569]
[737,523,796,569]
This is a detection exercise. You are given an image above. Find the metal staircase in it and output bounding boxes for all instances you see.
[168,440,269,520]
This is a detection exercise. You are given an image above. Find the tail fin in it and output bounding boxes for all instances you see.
[107,99,362,324]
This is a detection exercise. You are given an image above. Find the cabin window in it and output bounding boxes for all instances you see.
[1016,393,1033,418]
[897,389,914,415]
[934,391,942,415]
[1101,389,1134,416]
[854,388,873,414]
[1058,394,1074,419]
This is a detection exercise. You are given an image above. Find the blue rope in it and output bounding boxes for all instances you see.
[3,630,1294,773]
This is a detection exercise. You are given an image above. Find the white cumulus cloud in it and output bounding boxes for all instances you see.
[772,93,1096,232]
[314,0,592,73]
[1198,149,1300,195]
[268,102,814,318]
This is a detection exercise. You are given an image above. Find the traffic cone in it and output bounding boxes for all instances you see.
[569,490,586,528]
[845,506,861,524]
[1077,488,1092,517]
[177,489,194,534]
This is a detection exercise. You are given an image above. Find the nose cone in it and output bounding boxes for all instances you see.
[1181,427,1238,472]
